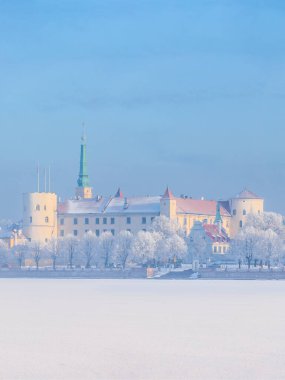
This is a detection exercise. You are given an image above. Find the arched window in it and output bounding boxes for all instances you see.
[240,220,243,228]
[36,205,40,211]
[243,209,246,216]
[45,217,49,223]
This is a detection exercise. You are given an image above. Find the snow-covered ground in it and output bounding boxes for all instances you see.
[0,280,284,380]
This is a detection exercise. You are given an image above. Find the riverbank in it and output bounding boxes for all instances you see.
[1,267,285,280]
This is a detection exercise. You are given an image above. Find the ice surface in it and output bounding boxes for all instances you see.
[0,280,284,380]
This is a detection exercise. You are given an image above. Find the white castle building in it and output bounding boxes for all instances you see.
[22,134,264,247]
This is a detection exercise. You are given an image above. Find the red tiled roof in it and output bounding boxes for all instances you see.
[236,189,262,199]
[203,224,229,242]
[176,198,231,217]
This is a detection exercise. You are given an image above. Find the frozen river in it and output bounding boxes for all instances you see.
[0,280,284,380]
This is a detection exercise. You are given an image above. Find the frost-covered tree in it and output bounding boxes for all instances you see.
[63,235,79,269]
[46,238,63,270]
[13,244,27,269]
[233,212,285,269]
[156,233,187,265]
[151,215,184,238]
[98,232,114,268]
[245,212,284,236]
[234,227,262,269]
[30,241,43,270]
[0,240,8,268]
[113,230,133,269]
[259,229,283,268]
[81,232,97,268]
[151,216,187,265]
[131,231,159,265]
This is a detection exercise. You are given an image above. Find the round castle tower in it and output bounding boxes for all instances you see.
[230,189,264,237]
[23,192,58,244]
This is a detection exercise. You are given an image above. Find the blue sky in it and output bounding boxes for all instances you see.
[0,0,285,219]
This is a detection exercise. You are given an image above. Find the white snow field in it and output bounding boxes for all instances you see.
[0,280,285,380]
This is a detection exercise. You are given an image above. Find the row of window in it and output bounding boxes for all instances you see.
[60,216,150,226]
[59,228,145,238]
[233,209,247,216]
[35,205,48,211]
[29,217,49,224]
[213,246,228,253]
[233,209,261,216]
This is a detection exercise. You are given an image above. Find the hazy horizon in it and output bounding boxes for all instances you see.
[1,0,284,220]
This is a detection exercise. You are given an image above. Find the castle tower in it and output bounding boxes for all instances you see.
[230,189,264,237]
[75,132,93,199]
[160,187,177,219]
[23,192,58,244]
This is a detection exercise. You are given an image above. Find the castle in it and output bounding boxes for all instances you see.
[21,134,264,249]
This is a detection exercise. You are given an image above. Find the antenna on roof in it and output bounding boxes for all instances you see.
[44,168,47,192]
[37,162,40,193]
[48,165,50,193]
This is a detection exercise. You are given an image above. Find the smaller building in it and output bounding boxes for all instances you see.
[0,225,28,249]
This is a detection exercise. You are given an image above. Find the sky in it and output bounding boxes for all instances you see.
[0,0,285,220]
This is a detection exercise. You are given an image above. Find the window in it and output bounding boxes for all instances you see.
[111,229,115,236]
[60,218,64,225]
[213,246,217,253]
[127,217,131,225]
[184,218,187,226]
[142,217,147,225]
[240,220,243,228]
[223,247,226,253]
[96,230,100,237]
[218,246,222,253]
[85,218,89,225]
[233,209,237,216]
[30,217,32,223]
[103,218,107,225]
[85,229,89,233]
[243,209,246,216]
[60,230,64,237]
[74,218,78,225]
[36,205,40,211]
[127,229,131,233]
[111,218,115,225]
[96,218,100,225]
[142,229,146,232]
[44,205,47,211]
[73,230,78,236]
[151,217,155,222]
[45,217,49,223]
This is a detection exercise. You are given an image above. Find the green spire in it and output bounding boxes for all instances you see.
[214,201,223,225]
[77,132,90,188]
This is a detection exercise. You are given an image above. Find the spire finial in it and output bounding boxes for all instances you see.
[81,122,86,144]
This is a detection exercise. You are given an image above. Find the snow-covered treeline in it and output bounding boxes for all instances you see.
[231,212,285,268]
[1,213,285,270]
[0,216,188,270]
